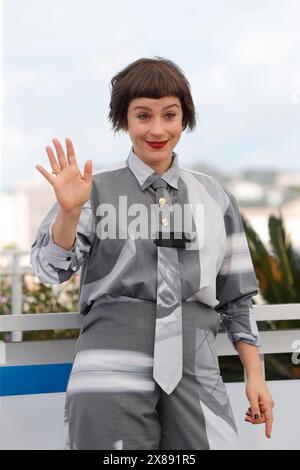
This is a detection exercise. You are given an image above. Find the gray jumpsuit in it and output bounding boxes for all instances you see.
[30,146,261,450]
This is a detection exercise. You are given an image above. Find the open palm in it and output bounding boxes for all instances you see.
[36,138,93,212]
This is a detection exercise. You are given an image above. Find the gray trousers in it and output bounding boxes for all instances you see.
[64,300,240,450]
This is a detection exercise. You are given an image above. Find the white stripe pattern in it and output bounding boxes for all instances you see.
[72,349,153,374]
[67,370,156,394]
[66,349,155,395]
[218,252,254,275]
[224,232,249,256]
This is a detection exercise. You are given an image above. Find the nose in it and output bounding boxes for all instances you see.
[149,118,166,137]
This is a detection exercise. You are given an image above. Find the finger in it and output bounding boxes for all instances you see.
[246,410,265,418]
[65,137,77,166]
[245,414,266,425]
[248,393,261,421]
[264,408,273,439]
[52,138,68,169]
[83,159,93,184]
[245,416,254,424]
[45,146,61,173]
[35,164,56,185]
[245,416,266,424]
[245,411,266,426]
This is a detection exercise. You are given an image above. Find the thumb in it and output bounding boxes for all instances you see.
[248,393,261,421]
[83,160,93,184]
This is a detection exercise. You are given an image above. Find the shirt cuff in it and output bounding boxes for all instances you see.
[39,221,79,271]
[229,331,262,350]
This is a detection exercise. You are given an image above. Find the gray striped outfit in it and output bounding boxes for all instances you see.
[30,146,261,450]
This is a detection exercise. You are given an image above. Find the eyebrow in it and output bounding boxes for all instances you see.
[133,103,180,111]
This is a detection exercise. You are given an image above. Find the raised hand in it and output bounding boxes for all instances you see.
[36,138,93,213]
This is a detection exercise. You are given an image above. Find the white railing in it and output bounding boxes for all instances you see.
[1,304,300,450]
[1,303,300,368]
[0,249,36,342]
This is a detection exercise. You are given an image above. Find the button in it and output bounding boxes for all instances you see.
[66,257,71,261]
[159,197,167,207]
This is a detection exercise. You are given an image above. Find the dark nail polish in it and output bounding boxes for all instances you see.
[254,414,260,420]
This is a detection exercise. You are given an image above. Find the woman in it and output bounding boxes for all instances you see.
[31,56,274,450]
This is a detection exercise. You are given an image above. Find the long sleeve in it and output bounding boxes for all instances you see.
[30,198,96,284]
[215,186,262,349]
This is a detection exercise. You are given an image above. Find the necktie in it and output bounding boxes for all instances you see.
[150,177,183,395]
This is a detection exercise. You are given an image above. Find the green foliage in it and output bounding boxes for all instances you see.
[0,274,80,341]
[0,276,12,315]
[226,213,300,381]
[242,211,300,303]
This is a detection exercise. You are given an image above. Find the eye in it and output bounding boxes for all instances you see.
[137,113,176,120]
[137,113,149,120]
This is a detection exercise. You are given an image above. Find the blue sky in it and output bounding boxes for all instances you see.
[1,0,300,191]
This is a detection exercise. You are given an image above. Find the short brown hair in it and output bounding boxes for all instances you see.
[108,56,197,135]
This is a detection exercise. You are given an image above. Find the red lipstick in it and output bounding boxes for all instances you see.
[146,140,168,149]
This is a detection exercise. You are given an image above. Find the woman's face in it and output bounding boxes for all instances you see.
[125,95,184,171]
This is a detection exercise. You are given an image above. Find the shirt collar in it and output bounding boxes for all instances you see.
[126,145,180,190]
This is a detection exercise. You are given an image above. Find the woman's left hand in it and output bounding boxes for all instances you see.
[244,379,275,438]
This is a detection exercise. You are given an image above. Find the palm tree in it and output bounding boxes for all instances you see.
[242,212,300,379]
[242,210,300,303]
